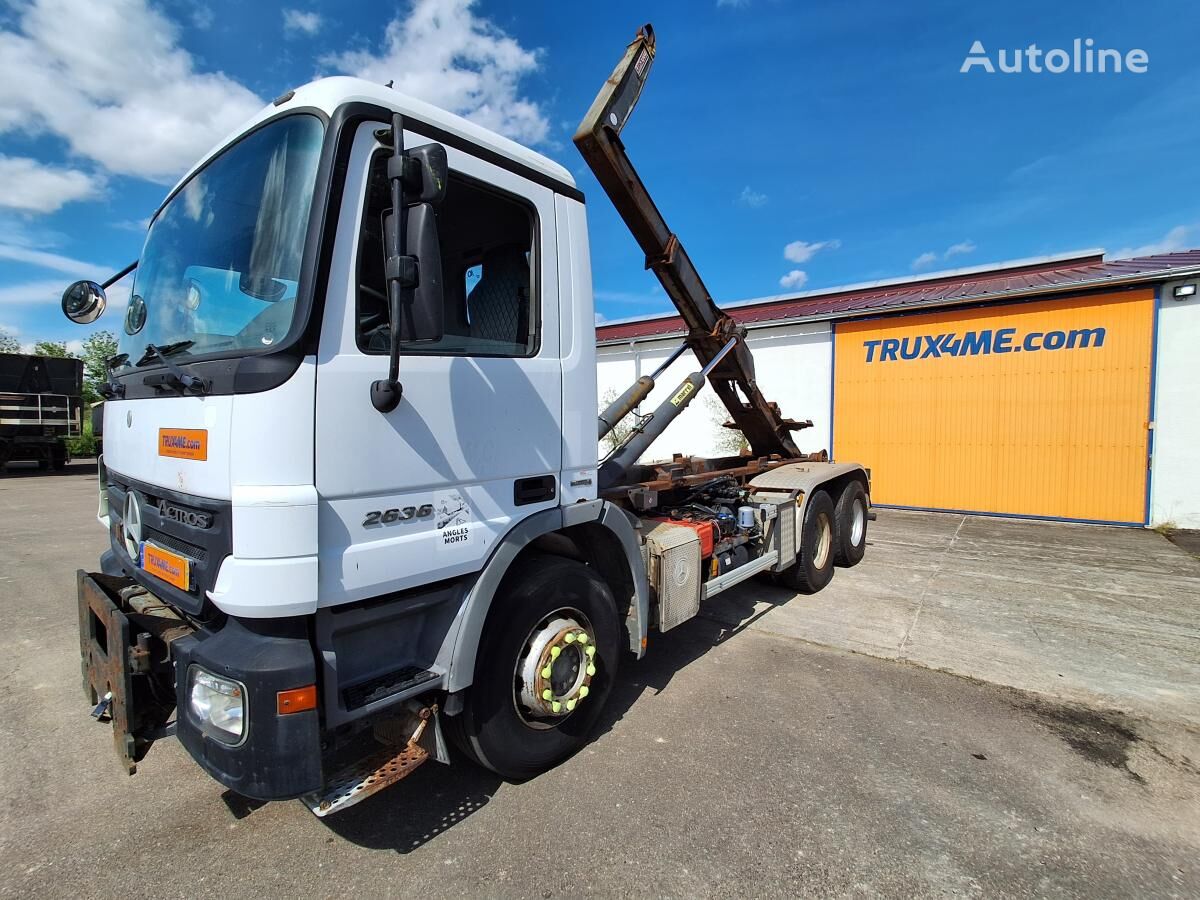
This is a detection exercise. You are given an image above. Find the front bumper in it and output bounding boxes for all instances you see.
[78,571,322,800]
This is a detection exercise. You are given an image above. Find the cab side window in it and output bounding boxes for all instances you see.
[356,149,538,357]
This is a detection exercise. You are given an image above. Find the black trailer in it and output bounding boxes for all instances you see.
[0,353,84,471]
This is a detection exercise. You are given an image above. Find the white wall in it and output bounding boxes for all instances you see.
[595,321,833,463]
[1150,278,1200,528]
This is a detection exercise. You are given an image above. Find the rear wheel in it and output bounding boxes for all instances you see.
[833,480,868,567]
[778,490,835,594]
[447,554,620,779]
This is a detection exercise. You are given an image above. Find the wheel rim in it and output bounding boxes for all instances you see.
[513,607,598,730]
[813,512,832,569]
[850,498,866,546]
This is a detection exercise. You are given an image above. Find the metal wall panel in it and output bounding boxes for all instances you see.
[833,289,1155,524]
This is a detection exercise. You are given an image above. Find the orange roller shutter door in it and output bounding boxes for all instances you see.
[832,289,1155,524]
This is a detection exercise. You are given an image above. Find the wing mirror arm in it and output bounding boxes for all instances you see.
[370,116,447,414]
[371,113,415,414]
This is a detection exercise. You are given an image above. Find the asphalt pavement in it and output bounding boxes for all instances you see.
[1,461,1198,898]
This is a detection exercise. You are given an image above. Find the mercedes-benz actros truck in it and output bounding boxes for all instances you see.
[63,25,870,816]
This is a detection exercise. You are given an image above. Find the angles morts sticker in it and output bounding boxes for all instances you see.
[435,489,474,550]
[158,428,207,461]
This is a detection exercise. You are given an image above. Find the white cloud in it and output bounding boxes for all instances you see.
[322,0,550,145]
[283,9,322,36]
[783,239,840,264]
[113,217,153,233]
[737,186,767,208]
[1115,224,1191,259]
[0,243,106,278]
[779,269,808,290]
[0,279,69,305]
[0,0,263,182]
[912,240,976,270]
[191,6,214,30]
[0,156,102,213]
[595,312,607,325]
[717,0,751,7]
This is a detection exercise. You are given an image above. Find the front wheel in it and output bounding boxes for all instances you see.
[778,490,835,594]
[447,554,620,779]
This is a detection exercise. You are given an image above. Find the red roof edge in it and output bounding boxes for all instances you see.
[596,249,1200,344]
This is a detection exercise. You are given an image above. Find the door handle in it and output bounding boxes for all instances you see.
[514,475,556,506]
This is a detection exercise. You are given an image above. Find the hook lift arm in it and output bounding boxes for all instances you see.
[574,24,810,470]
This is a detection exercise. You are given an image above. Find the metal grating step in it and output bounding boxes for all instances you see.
[302,741,430,817]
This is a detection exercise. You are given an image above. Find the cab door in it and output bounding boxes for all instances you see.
[315,119,562,606]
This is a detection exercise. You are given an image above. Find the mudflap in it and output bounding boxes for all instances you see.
[77,571,190,774]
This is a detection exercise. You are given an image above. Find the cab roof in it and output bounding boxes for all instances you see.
[167,76,576,200]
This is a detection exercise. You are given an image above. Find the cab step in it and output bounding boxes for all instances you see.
[301,703,437,817]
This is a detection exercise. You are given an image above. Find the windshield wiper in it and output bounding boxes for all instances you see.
[135,340,193,365]
[137,342,208,394]
[97,353,129,400]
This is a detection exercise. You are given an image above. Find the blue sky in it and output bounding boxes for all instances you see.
[1,0,1197,347]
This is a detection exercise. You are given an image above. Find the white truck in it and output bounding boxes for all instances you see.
[64,25,870,815]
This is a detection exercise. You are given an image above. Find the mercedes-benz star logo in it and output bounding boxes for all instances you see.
[123,491,143,560]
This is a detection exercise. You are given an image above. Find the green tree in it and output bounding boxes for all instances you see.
[80,330,118,404]
[599,388,640,456]
[33,340,71,358]
[0,329,20,353]
[705,395,749,456]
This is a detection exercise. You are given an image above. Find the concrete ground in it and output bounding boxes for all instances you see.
[1,462,1198,899]
[710,508,1200,728]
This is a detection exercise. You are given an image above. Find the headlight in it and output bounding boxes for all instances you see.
[188,666,247,744]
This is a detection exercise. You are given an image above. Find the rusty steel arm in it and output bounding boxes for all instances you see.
[573,24,808,461]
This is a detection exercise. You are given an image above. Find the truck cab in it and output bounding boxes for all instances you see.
[68,29,869,816]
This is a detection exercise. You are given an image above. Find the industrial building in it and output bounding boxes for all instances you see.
[596,249,1200,528]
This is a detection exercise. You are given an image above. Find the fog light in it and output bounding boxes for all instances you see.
[188,666,246,743]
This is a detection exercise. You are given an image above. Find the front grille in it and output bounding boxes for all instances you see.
[103,466,231,616]
[143,526,209,564]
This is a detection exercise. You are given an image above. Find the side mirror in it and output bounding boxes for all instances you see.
[402,144,448,206]
[382,203,444,344]
[62,280,107,324]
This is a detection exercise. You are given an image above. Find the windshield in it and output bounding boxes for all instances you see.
[117,115,325,369]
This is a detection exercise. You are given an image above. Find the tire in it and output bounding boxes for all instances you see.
[447,554,621,780]
[833,480,868,567]
[778,490,835,594]
[51,446,69,471]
